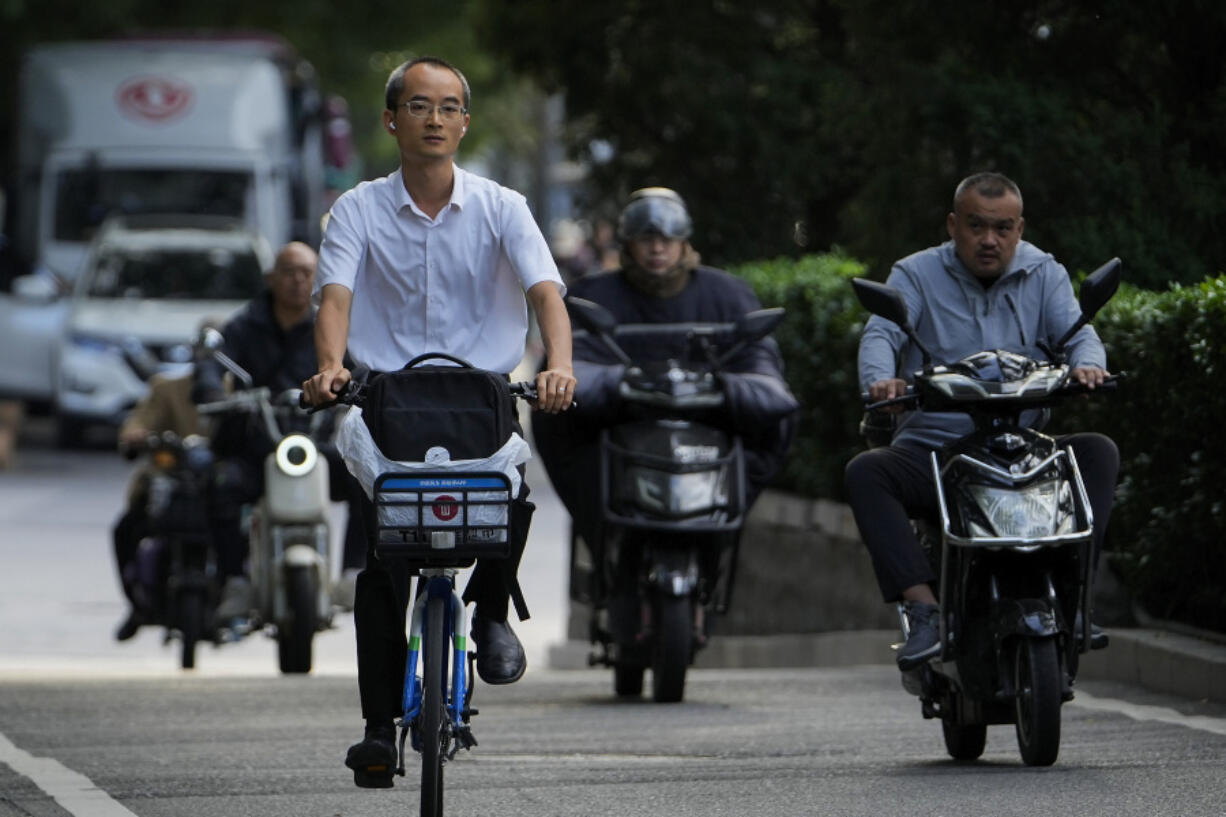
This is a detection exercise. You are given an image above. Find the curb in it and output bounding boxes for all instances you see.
[548,627,1226,705]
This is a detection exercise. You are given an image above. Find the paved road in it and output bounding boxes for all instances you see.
[3,669,1226,817]
[2,417,1226,816]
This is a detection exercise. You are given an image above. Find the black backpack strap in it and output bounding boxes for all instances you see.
[404,352,475,370]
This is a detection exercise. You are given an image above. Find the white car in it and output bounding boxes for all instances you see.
[55,215,272,445]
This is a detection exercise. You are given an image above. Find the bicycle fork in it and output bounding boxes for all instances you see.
[396,573,478,775]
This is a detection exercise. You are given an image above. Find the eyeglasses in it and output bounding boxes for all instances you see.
[397,100,467,121]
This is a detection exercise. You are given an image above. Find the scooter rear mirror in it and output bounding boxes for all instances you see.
[199,326,226,352]
[1052,257,1122,352]
[566,296,617,336]
[712,308,786,368]
[852,277,910,327]
[735,307,785,342]
[851,277,934,367]
[566,296,632,365]
[196,328,254,389]
[1078,257,1122,321]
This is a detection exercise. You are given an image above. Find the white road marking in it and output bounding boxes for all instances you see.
[1073,690,1226,736]
[0,730,139,816]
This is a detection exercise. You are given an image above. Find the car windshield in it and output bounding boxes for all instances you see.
[86,247,263,300]
[54,169,249,243]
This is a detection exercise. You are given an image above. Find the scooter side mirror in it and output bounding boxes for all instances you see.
[196,327,254,390]
[566,296,618,336]
[1078,257,1122,322]
[711,307,786,369]
[734,307,785,343]
[199,326,226,352]
[851,277,935,367]
[566,296,632,365]
[1052,257,1122,352]
[852,277,910,328]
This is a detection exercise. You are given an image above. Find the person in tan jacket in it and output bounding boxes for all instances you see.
[111,366,207,640]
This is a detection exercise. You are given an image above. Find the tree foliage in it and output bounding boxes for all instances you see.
[475,0,1226,288]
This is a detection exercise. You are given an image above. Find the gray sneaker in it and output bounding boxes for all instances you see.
[897,601,941,670]
[331,569,358,612]
[216,576,254,621]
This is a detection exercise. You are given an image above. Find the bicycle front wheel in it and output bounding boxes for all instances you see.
[420,593,447,816]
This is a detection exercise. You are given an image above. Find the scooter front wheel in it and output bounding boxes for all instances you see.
[178,589,205,670]
[1014,636,1062,766]
[277,565,318,674]
[613,662,645,697]
[651,595,692,703]
[942,718,987,761]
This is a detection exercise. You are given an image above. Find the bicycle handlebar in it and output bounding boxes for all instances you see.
[299,378,565,413]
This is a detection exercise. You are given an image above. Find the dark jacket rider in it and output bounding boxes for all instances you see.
[532,187,799,552]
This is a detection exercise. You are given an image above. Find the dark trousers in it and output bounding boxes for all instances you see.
[112,501,148,609]
[351,458,534,726]
[844,432,1120,602]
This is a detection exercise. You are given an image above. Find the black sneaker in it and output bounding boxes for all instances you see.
[897,601,941,670]
[114,609,148,642]
[1074,612,1110,650]
[345,723,396,788]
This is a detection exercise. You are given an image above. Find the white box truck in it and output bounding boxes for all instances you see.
[0,34,331,408]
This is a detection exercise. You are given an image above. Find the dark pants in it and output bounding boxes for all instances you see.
[112,500,148,609]
[350,433,534,726]
[844,432,1120,602]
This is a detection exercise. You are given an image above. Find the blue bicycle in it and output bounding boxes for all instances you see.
[320,376,538,815]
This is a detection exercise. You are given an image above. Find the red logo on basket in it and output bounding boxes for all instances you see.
[431,495,459,521]
[116,77,193,122]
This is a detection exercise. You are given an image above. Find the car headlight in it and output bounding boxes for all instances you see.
[965,478,1075,538]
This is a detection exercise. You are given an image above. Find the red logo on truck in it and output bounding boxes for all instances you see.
[116,77,193,122]
[431,496,459,522]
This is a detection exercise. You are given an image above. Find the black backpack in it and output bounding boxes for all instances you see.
[360,353,516,462]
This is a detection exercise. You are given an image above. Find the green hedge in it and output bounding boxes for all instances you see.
[734,253,1226,633]
[733,252,868,499]
[1056,278,1226,632]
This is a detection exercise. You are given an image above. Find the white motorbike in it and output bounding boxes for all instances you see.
[198,334,336,673]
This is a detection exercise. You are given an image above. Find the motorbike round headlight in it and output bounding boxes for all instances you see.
[275,433,318,477]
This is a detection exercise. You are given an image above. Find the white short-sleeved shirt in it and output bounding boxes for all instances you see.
[315,166,564,374]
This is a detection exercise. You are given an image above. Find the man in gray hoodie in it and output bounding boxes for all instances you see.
[845,172,1119,669]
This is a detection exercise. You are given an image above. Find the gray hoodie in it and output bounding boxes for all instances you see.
[859,239,1107,450]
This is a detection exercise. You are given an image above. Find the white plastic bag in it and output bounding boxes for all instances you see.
[335,405,531,500]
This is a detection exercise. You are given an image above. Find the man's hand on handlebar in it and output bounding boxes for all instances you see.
[303,366,352,407]
[1070,366,1109,389]
[868,378,909,414]
[534,366,577,414]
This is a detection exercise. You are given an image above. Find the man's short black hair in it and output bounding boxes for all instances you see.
[953,172,1024,213]
[384,56,471,111]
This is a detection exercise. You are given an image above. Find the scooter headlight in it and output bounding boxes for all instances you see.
[629,466,729,515]
[275,433,318,477]
[965,478,1075,539]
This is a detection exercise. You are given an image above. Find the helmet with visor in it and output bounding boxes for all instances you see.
[616,187,692,242]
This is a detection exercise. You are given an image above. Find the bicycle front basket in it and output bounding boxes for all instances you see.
[373,471,513,565]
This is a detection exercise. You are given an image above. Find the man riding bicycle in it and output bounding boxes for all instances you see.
[300,56,575,787]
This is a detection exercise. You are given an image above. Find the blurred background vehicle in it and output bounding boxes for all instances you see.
[53,214,270,446]
[0,33,344,427]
